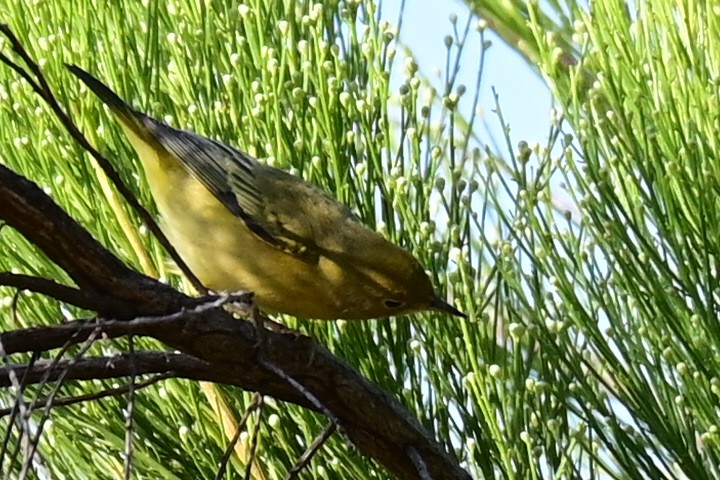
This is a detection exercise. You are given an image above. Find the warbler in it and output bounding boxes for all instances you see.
[67,65,465,320]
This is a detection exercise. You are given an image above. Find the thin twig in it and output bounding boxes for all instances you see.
[20,326,103,479]
[406,445,432,480]
[243,397,264,480]
[0,23,206,293]
[0,52,36,93]
[214,394,263,480]
[21,322,101,417]
[124,336,137,480]
[0,374,171,418]
[1,291,35,478]
[284,422,337,480]
[0,352,40,478]
[257,357,342,436]
[16,351,50,480]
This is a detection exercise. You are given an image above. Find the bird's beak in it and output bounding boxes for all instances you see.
[430,295,467,318]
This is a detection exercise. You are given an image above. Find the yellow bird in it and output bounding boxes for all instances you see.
[67,65,465,320]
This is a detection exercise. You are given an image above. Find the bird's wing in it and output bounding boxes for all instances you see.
[146,118,323,258]
[66,65,341,259]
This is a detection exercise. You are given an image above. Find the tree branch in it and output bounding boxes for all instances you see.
[0,272,136,318]
[0,352,213,387]
[0,298,471,479]
[0,374,171,418]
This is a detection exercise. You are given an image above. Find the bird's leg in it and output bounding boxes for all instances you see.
[207,291,266,348]
[257,313,300,334]
[217,292,303,346]
[250,303,266,349]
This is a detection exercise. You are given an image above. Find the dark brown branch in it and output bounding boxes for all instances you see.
[0,374,170,418]
[0,294,255,356]
[0,352,213,386]
[0,318,163,356]
[0,272,136,318]
[0,313,471,480]
[0,317,307,410]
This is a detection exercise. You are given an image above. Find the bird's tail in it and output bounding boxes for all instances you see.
[66,64,155,145]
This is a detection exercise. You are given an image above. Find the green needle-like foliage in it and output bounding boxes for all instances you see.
[457,0,720,478]
[4,0,712,477]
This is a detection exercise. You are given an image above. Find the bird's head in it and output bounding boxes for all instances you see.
[334,237,467,320]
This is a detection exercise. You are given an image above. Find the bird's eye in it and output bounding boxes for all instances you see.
[384,300,403,309]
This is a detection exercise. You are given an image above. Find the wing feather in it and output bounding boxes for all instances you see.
[144,118,283,248]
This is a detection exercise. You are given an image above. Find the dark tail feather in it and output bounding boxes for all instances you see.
[66,64,152,141]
